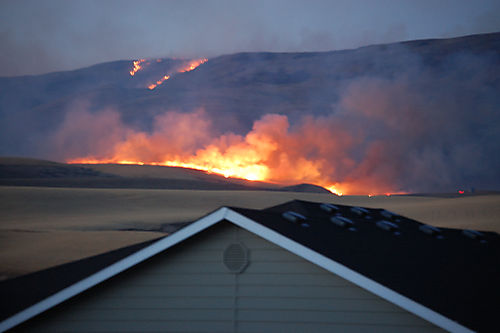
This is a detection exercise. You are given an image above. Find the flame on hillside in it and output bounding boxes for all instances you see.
[178,58,208,73]
[65,109,401,195]
[129,59,146,76]
[131,58,208,90]
[148,75,170,90]
[71,156,344,195]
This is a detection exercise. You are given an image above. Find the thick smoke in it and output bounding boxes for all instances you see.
[331,76,499,193]
[52,54,500,194]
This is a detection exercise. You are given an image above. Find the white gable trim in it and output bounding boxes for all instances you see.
[1,207,474,333]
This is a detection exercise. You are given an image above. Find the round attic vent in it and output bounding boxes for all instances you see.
[223,243,249,273]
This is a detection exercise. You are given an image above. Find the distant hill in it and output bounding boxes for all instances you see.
[0,157,332,193]
[1,32,499,193]
[0,157,111,179]
[279,183,332,194]
[0,32,498,156]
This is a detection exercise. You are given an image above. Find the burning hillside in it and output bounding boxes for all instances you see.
[2,33,499,194]
[129,59,146,76]
[64,101,421,196]
[129,57,208,90]
[67,110,346,195]
[62,65,499,195]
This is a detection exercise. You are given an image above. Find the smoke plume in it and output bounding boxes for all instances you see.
[53,56,500,195]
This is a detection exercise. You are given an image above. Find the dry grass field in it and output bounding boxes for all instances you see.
[1,185,499,280]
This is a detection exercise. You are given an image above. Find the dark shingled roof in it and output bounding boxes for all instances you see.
[231,200,500,333]
[1,200,499,332]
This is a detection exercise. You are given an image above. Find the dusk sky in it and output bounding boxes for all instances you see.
[1,0,499,76]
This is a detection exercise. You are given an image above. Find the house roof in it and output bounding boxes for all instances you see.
[231,200,500,333]
[0,237,163,323]
[1,200,499,333]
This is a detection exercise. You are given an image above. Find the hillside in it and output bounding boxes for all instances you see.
[1,32,499,193]
[0,157,330,192]
[2,33,498,140]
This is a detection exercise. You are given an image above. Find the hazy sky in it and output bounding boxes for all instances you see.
[1,0,499,76]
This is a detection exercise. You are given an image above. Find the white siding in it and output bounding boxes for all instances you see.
[18,222,445,333]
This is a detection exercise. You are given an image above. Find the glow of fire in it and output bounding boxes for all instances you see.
[325,185,344,196]
[65,109,347,196]
[148,75,170,90]
[63,106,396,196]
[178,58,208,73]
[146,58,208,90]
[163,160,268,181]
[129,59,146,76]
[69,154,345,195]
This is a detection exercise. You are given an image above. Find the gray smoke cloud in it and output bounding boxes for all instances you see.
[329,65,500,192]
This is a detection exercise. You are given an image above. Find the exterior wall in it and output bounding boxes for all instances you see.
[18,222,445,333]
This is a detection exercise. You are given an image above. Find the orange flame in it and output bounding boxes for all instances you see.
[66,110,348,195]
[325,185,344,196]
[148,75,170,90]
[146,58,208,90]
[178,58,208,73]
[129,59,146,76]
[70,151,345,195]
[63,109,403,196]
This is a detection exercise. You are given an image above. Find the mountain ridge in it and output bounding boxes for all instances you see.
[1,32,499,193]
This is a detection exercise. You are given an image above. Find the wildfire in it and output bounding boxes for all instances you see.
[325,185,344,196]
[143,58,208,90]
[71,158,145,165]
[129,59,146,76]
[75,156,345,195]
[63,110,398,196]
[178,58,208,73]
[148,75,170,90]
[163,160,268,181]
[70,156,346,194]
